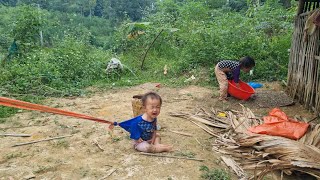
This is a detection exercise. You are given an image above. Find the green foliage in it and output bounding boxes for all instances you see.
[107,0,155,23]
[0,6,17,53]
[200,166,230,180]
[116,0,295,81]
[0,37,110,97]
[0,1,297,120]
[0,4,113,50]
[11,0,156,24]
[174,151,196,158]
[5,152,23,160]
[53,139,70,148]
[228,0,248,11]
[0,107,18,119]
[40,9,113,48]
[93,0,104,17]
[0,10,114,119]
[12,5,43,52]
[112,136,122,142]
[203,0,226,9]
[0,0,17,6]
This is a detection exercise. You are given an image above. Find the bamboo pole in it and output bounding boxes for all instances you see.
[12,135,72,147]
[0,133,31,137]
[169,130,193,137]
[138,152,205,162]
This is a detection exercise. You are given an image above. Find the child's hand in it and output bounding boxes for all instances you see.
[235,83,240,88]
[137,138,144,143]
[108,124,115,130]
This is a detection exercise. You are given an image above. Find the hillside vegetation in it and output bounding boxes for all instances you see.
[0,0,296,118]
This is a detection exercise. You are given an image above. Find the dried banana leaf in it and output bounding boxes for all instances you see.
[170,106,320,179]
[221,156,246,178]
[213,106,320,179]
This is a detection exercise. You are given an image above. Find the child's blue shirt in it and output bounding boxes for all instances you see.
[119,116,157,141]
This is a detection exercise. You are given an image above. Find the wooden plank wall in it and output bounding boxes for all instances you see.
[303,1,320,12]
[298,0,320,14]
[287,11,320,114]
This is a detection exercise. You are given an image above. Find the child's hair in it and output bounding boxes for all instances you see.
[141,92,162,106]
[239,56,255,68]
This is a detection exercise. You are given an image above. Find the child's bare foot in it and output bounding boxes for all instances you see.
[150,144,173,153]
[164,145,174,152]
[158,144,173,152]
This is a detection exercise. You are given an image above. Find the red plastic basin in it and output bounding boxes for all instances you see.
[228,80,255,100]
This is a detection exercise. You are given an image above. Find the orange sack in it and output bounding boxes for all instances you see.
[248,108,309,140]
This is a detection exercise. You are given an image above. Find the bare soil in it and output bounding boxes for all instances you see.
[0,82,314,180]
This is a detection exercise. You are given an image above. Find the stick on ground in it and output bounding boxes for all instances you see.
[12,135,72,147]
[0,133,31,137]
[169,130,193,137]
[194,137,205,147]
[93,139,104,151]
[308,116,319,123]
[0,125,46,130]
[98,168,117,180]
[190,121,219,138]
[138,152,205,162]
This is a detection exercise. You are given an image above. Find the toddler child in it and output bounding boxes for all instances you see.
[113,92,173,153]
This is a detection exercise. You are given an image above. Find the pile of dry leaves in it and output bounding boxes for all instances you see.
[169,106,320,180]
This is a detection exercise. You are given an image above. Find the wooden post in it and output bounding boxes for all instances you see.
[297,0,305,15]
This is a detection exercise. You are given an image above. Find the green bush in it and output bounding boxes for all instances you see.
[200,166,230,180]
[115,0,295,81]
[0,37,111,97]
[0,5,114,121]
[0,1,297,120]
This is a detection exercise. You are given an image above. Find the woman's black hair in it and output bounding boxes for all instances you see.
[239,56,255,68]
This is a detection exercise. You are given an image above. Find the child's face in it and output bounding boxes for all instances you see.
[144,97,161,119]
[242,67,252,73]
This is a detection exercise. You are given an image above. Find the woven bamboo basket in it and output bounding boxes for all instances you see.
[132,95,144,117]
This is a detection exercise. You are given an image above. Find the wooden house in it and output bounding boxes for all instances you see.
[287,0,320,115]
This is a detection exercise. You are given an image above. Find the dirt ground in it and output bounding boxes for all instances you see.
[0,82,315,180]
